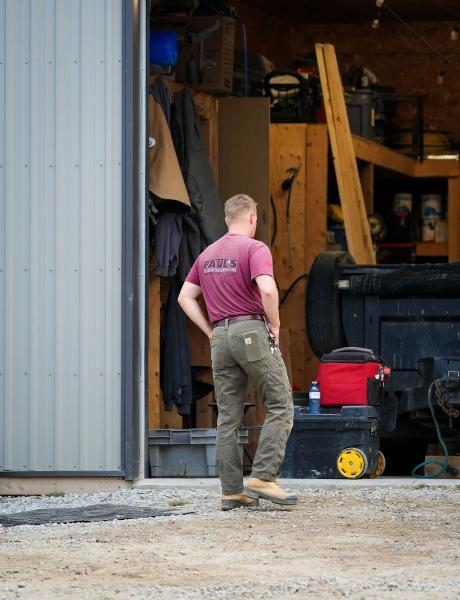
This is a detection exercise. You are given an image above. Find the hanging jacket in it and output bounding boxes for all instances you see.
[172,88,226,272]
[154,213,183,277]
[160,277,193,415]
[148,93,190,211]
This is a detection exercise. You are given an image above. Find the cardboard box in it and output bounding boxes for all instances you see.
[424,455,460,478]
[155,16,235,94]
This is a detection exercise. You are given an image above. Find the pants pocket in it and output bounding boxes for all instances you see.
[210,338,225,368]
[241,329,265,362]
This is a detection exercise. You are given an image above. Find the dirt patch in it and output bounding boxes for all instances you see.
[1,486,459,599]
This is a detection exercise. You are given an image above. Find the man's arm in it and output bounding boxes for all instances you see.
[255,274,280,340]
[178,281,213,340]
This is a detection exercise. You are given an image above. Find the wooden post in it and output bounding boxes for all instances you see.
[305,124,328,385]
[448,176,460,261]
[305,125,328,269]
[358,161,374,215]
[147,272,161,429]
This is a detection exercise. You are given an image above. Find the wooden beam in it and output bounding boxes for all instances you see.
[416,242,448,257]
[316,43,375,264]
[305,124,328,385]
[148,272,161,429]
[358,161,374,215]
[305,125,328,269]
[448,176,460,261]
[353,135,459,179]
[415,159,459,178]
[353,136,415,177]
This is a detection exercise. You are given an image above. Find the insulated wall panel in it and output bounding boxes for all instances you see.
[0,0,123,473]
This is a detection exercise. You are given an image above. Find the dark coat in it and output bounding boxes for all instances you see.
[172,88,226,279]
[160,277,193,415]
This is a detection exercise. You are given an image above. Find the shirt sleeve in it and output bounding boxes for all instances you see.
[185,259,201,286]
[249,242,274,281]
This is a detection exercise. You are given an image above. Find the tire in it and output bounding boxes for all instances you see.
[306,251,355,358]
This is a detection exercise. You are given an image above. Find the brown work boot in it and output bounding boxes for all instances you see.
[221,492,259,511]
[244,477,298,506]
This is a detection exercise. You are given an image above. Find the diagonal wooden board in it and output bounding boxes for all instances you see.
[315,43,376,264]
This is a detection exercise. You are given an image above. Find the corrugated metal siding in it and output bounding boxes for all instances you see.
[0,0,123,472]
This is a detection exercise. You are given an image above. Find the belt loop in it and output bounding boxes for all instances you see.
[225,318,229,330]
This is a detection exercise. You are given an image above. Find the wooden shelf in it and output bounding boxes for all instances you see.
[352,135,459,178]
[415,242,448,256]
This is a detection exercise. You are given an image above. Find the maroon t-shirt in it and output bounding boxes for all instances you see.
[186,233,274,323]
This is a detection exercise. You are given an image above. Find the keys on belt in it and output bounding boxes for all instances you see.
[263,317,278,354]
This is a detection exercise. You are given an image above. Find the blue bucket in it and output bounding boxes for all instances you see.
[149,30,178,67]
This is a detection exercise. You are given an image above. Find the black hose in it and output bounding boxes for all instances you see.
[280,273,308,306]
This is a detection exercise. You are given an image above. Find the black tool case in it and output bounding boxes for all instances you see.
[280,405,380,479]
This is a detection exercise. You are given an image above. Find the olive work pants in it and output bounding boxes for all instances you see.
[210,319,293,495]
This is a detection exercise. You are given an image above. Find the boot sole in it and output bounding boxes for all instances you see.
[244,487,298,506]
[221,499,259,511]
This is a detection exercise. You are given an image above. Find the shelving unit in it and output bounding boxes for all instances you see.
[354,134,460,262]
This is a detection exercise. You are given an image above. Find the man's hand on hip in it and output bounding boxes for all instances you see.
[269,324,280,342]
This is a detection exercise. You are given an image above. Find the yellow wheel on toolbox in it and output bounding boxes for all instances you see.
[369,450,386,478]
[337,448,368,479]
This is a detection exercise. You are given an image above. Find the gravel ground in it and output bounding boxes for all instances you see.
[1,483,459,599]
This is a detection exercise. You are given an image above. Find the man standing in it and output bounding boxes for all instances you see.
[178,194,297,510]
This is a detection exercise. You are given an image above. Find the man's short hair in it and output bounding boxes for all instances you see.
[224,194,257,220]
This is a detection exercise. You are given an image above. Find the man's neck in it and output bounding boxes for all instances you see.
[227,227,251,237]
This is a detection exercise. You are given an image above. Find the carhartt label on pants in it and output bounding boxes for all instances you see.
[245,338,252,345]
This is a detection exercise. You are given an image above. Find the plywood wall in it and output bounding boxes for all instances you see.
[231,2,460,143]
[270,124,328,389]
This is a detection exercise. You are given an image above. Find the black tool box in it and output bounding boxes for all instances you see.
[280,405,383,479]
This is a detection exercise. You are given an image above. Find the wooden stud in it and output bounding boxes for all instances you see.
[415,242,448,257]
[358,161,374,215]
[305,124,328,385]
[448,176,460,261]
[147,271,161,429]
[415,160,459,179]
[353,136,416,177]
[159,402,183,429]
[305,125,328,270]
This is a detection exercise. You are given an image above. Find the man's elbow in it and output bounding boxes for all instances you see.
[260,288,278,300]
[177,291,186,308]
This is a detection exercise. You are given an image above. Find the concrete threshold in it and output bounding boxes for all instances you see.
[0,477,132,496]
[134,477,460,491]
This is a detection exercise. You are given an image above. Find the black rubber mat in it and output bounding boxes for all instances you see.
[0,503,193,527]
